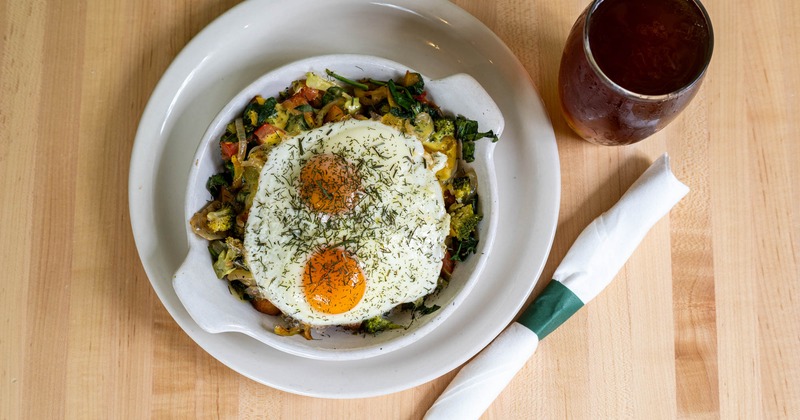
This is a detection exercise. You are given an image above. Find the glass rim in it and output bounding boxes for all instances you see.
[582,0,715,101]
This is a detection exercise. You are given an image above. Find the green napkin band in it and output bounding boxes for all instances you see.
[517,280,584,340]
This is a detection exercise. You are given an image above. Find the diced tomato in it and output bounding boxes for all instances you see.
[414,91,430,104]
[441,249,455,277]
[299,86,320,102]
[443,188,456,208]
[281,95,307,110]
[281,86,321,109]
[252,123,284,143]
[220,142,239,160]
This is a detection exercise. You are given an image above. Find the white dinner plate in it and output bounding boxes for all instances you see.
[129,0,559,398]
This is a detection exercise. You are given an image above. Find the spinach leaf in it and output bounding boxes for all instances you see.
[224,161,235,179]
[387,79,416,112]
[461,141,476,163]
[415,303,441,316]
[206,173,230,198]
[242,97,277,133]
[256,97,277,125]
[451,234,480,261]
[404,72,425,96]
[454,115,499,163]
[455,115,498,143]
[322,86,346,105]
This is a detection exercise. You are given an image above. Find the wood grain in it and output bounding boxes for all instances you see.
[2,0,798,418]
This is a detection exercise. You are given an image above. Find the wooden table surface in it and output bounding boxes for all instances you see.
[2,0,798,418]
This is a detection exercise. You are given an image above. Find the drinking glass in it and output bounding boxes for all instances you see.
[558,0,714,146]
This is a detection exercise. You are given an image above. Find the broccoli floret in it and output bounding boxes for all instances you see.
[361,316,404,335]
[212,248,236,279]
[211,237,245,279]
[431,118,455,143]
[206,205,233,233]
[450,176,474,204]
[449,203,482,241]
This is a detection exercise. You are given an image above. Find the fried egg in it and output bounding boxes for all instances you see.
[244,119,450,326]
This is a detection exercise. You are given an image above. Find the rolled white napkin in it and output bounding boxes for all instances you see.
[424,154,689,420]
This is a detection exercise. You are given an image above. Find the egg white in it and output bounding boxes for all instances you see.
[244,119,450,326]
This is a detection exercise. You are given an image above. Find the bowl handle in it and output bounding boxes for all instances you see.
[426,73,505,138]
[173,244,242,333]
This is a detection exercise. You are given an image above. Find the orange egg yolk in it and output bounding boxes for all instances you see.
[302,247,366,314]
[299,154,362,215]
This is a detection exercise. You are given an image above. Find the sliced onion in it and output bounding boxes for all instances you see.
[234,117,247,163]
[189,201,227,240]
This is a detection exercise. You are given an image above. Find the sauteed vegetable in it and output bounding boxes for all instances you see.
[190,69,498,337]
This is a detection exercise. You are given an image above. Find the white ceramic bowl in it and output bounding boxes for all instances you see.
[172,54,503,361]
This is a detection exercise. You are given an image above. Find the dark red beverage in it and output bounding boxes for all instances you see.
[558,0,713,145]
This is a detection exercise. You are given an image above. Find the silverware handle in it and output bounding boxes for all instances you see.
[424,322,539,420]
